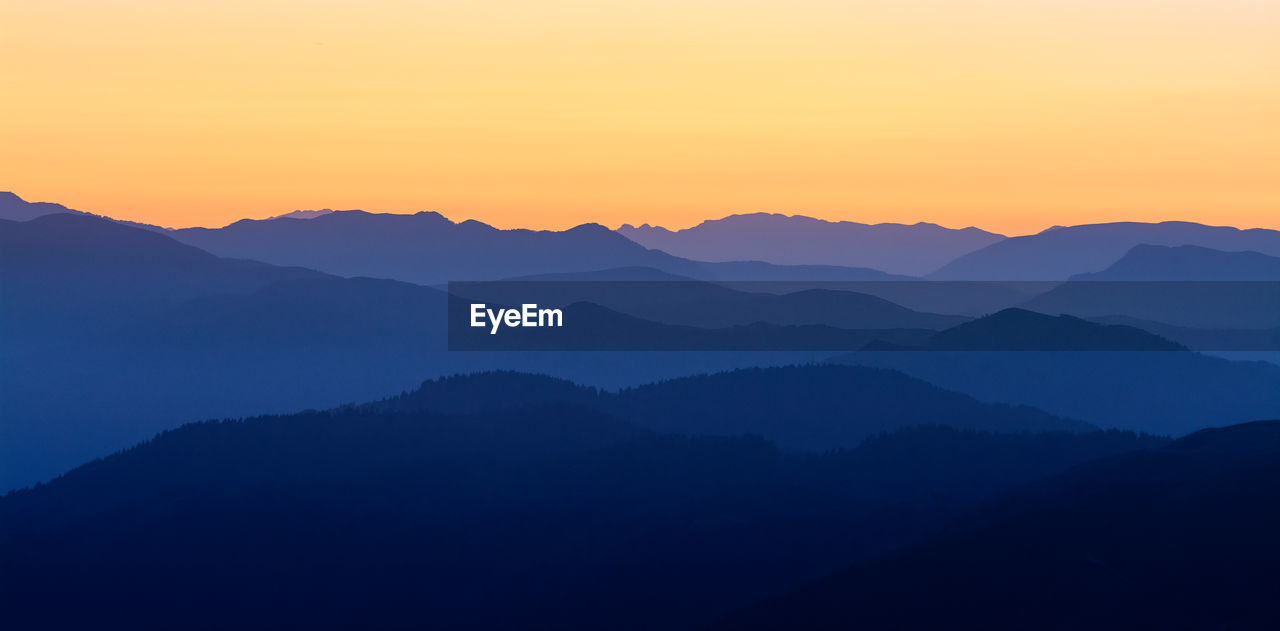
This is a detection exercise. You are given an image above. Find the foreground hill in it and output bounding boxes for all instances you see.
[618,213,1004,276]
[929,221,1280,280]
[712,419,1280,630]
[0,401,1160,630]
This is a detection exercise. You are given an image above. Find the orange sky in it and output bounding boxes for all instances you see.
[3,0,1278,235]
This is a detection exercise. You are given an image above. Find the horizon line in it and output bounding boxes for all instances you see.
[6,190,1278,238]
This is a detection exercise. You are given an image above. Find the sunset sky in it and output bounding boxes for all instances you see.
[4,0,1278,235]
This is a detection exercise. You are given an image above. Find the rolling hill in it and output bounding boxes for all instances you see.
[712,419,1280,630]
[0,400,1158,630]
[375,366,1092,449]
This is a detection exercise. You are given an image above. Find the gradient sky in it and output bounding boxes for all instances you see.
[3,0,1278,234]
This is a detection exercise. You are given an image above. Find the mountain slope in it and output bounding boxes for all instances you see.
[929,221,1280,280]
[834,308,1280,435]
[0,191,81,222]
[712,420,1280,630]
[835,351,1280,436]
[0,402,1160,630]
[618,213,1004,276]
[0,213,329,348]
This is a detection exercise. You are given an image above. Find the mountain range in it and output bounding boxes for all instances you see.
[167,210,911,284]
[617,213,1005,276]
[6,189,1280,629]
[0,213,328,351]
[7,210,1280,489]
[8,191,1280,283]
[0,214,825,489]
[930,221,1280,280]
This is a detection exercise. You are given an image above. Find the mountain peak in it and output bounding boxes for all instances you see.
[564,222,615,235]
[268,209,335,220]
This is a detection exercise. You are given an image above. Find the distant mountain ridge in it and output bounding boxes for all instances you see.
[1072,243,1280,280]
[0,213,329,347]
[0,191,167,231]
[930,221,1280,280]
[268,208,335,220]
[0,191,79,222]
[618,213,1005,276]
[0,194,905,282]
[167,210,909,284]
[11,191,1280,282]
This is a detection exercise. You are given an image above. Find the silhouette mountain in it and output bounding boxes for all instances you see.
[0,191,169,231]
[165,210,908,284]
[929,221,1280,280]
[0,397,1160,630]
[712,419,1280,630]
[374,366,1093,449]
[617,213,1004,276]
[835,309,1280,435]
[0,213,851,490]
[268,208,335,220]
[0,191,81,222]
[836,348,1280,436]
[1086,315,1280,351]
[2,271,827,491]
[1020,279,1280,330]
[0,213,328,349]
[922,308,1185,351]
[1072,243,1280,280]
[505,266,699,281]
